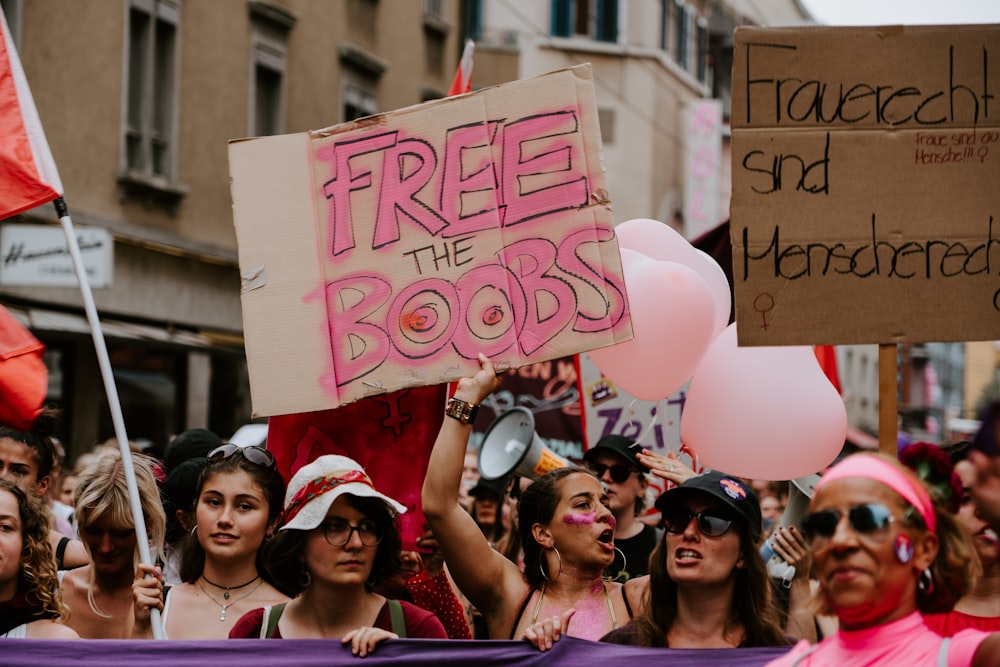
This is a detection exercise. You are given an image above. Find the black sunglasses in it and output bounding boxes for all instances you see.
[207,443,276,469]
[589,462,634,484]
[801,503,905,545]
[662,507,734,537]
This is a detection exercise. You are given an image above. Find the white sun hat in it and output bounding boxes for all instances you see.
[279,454,407,532]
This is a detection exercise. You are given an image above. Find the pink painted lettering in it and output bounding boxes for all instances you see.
[499,238,575,356]
[373,138,448,248]
[318,132,398,257]
[439,121,503,238]
[325,274,392,386]
[499,110,589,227]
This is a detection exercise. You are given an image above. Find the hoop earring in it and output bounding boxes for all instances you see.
[614,546,627,578]
[918,568,934,594]
[538,545,562,581]
[299,569,312,589]
[190,525,198,537]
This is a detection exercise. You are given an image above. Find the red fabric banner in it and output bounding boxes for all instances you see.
[266,385,446,551]
[0,305,47,430]
[0,7,62,219]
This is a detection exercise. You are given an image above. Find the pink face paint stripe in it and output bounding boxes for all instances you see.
[563,511,597,526]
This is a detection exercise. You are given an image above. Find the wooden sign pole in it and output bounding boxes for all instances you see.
[878,344,898,457]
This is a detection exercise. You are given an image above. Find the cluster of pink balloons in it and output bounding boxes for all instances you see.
[589,218,730,401]
[680,324,847,479]
[590,218,847,480]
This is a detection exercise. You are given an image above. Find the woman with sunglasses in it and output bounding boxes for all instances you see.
[131,444,289,638]
[422,355,629,648]
[229,454,447,656]
[765,453,1000,666]
[602,470,789,649]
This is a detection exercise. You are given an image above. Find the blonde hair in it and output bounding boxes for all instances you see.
[74,452,166,617]
[0,479,69,621]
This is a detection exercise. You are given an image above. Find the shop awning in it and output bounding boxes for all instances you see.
[4,305,243,352]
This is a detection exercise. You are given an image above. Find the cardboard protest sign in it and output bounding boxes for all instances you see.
[230,64,631,417]
[577,351,702,521]
[731,25,1000,346]
[468,354,584,459]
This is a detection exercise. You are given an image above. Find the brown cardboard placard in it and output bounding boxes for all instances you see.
[229,64,631,417]
[731,25,1000,346]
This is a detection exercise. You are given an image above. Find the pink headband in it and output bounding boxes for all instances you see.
[815,455,936,533]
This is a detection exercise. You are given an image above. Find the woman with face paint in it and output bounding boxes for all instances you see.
[601,471,789,649]
[422,354,631,649]
[765,453,1000,666]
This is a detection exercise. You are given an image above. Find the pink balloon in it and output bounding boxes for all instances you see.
[680,323,846,480]
[616,219,730,336]
[589,259,716,401]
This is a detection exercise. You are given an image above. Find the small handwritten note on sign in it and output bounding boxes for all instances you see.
[229,65,631,417]
[731,25,999,346]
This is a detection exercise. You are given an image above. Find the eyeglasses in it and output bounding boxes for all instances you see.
[662,507,735,537]
[589,463,634,484]
[802,503,906,547]
[320,519,383,547]
[207,444,276,469]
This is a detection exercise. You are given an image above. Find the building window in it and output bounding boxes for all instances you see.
[248,2,295,137]
[1,0,21,48]
[424,0,444,20]
[695,17,707,82]
[674,0,690,70]
[462,0,482,41]
[342,71,378,121]
[659,0,670,51]
[551,0,618,43]
[124,0,179,182]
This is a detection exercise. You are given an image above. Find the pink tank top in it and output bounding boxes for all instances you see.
[765,612,988,666]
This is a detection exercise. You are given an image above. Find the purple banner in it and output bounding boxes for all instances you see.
[2,637,792,666]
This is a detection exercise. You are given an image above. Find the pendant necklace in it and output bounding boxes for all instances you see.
[198,577,264,621]
[201,573,260,600]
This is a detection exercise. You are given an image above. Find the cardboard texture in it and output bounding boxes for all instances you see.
[731,25,1000,346]
[230,65,631,416]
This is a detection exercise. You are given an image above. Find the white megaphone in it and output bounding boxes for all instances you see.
[478,407,568,481]
[760,473,821,584]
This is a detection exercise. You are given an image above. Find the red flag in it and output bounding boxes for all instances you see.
[0,306,47,430]
[266,384,446,552]
[446,39,475,97]
[814,345,841,395]
[0,8,63,220]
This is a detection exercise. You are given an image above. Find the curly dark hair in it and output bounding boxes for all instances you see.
[0,478,68,621]
[262,494,403,598]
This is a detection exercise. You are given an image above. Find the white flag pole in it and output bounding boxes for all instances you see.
[53,197,165,640]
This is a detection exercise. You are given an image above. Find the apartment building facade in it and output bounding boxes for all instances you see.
[1,0,463,460]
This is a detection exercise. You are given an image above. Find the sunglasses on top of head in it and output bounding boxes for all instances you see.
[801,502,918,546]
[207,443,276,469]
[589,462,635,484]
[662,506,735,537]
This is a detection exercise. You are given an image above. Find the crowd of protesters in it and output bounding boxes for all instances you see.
[1,357,1000,665]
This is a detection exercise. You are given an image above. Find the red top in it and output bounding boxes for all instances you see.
[924,610,1000,637]
[229,599,448,639]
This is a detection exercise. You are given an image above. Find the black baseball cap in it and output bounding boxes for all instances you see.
[469,475,508,500]
[654,470,762,544]
[582,434,649,473]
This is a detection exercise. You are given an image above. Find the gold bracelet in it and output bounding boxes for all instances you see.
[445,397,478,424]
